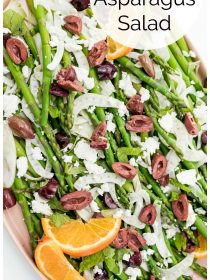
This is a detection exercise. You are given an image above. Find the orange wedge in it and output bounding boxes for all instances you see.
[194,234,207,259]
[106,36,132,60]
[35,236,84,280]
[42,217,121,257]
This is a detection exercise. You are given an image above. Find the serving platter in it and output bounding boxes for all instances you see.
[3,0,207,279]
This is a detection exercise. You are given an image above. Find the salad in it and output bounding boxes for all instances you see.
[3,0,207,279]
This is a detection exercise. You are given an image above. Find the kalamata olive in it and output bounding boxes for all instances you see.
[38,178,59,200]
[201,131,207,145]
[3,33,11,47]
[126,95,144,115]
[94,271,108,280]
[104,192,117,209]
[139,204,157,225]
[92,212,104,218]
[112,162,137,180]
[3,188,16,209]
[151,153,167,180]
[158,174,169,186]
[129,252,142,267]
[139,53,155,79]
[185,241,196,253]
[71,0,90,11]
[56,66,84,92]
[64,15,82,35]
[55,132,69,149]
[6,37,28,64]
[96,61,117,80]
[60,191,93,210]
[88,40,107,67]
[8,115,35,139]
[90,122,108,149]
[127,227,146,252]
[126,115,153,133]
[172,194,188,221]
[149,275,156,280]
[50,82,69,97]
[112,228,128,249]
[184,113,198,136]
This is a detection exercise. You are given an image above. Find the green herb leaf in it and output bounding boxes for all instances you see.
[174,232,187,251]
[48,197,67,212]
[50,212,71,228]
[169,191,179,202]
[79,251,103,273]
[117,147,142,163]
[3,9,28,36]
[69,166,86,176]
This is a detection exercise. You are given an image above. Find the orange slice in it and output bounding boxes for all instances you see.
[35,236,84,280]
[106,36,132,60]
[194,234,207,259]
[42,217,121,257]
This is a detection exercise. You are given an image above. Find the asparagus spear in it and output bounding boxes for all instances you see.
[34,4,52,126]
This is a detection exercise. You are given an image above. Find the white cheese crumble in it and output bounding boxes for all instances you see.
[3,95,20,117]
[119,72,136,98]
[129,157,138,167]
[158,112,176,133]
[16,157,28,178]
[125,267,141,280]
[93,265,103,275]
[100,80,115,96]
[185,204,196,229]
[62,155,73,163]
[22,65,32,81]
[140,87,150,102]
[31,147,44,161]
[31,192,52,216]
[87,106,96,113]
[84,160,105,175]
[105,112,116,133]
[97,183,110,196]
[142,232,158,246]
[141,136,160,157]
[176,169,197,186]
[123,253,131,262]
[74,139,98,163]
[194,207,206,215]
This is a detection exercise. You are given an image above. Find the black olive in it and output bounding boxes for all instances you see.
[96,61,117,80]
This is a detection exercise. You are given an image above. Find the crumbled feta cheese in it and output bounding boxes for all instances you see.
[185,204,196,229]
[176,169,197,186]
[141,136,160,156]
[194,207,206,215]
[183,50,189,57]
[154,64,163,80]
[141,250,148,261]
[166,150,181,177]
[22,65,32,80]
[84,160,105,175]
[119,72,136,98]
[125,267,141,280]
[3,95,20,117]
[97,183,110,195]
[31,192,52,216]
[31,147,44,161]
[105,112,116,133]
[142,233,158,246]
[194,104,207,127]
[62,143,73,153]
[140,87,150,102]
[123,253,131,262]
[87,106,95,113]
[189,50,196,58]
[100,80,115,96]
[158,112,176,133]
[17,157,28,178]
[129,157,138,167]
[162,221,180,239]
[74,139,98,163]
[93,265,103,275]
[74,161,79,167]
[62,155,73,163]
[163,257,173,268]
